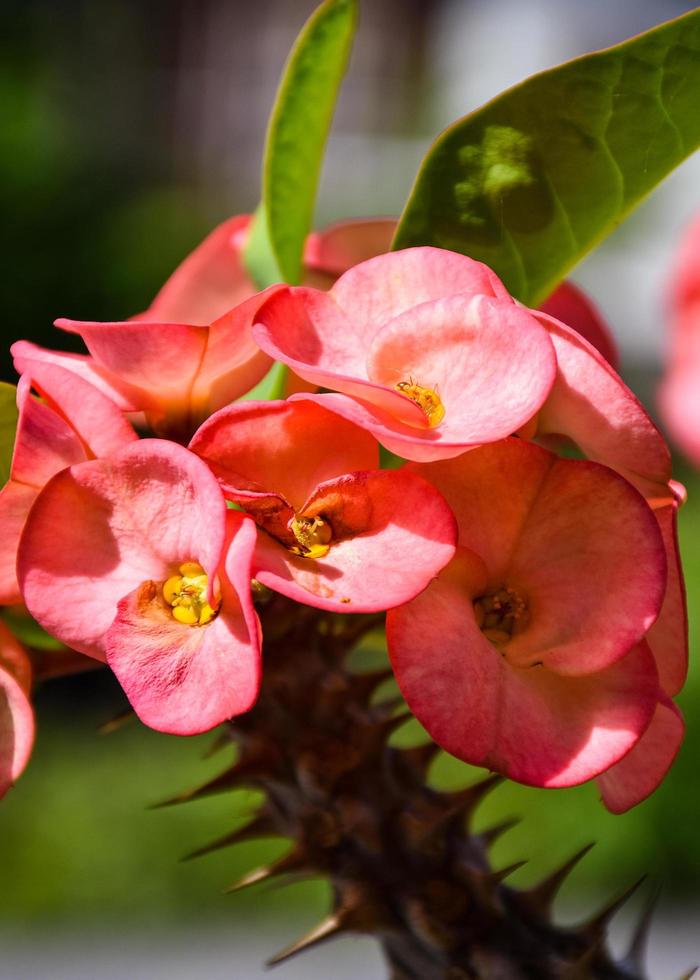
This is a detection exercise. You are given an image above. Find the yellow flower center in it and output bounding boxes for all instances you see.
[289,515,333,560]
[473,586,529,647]
[162,561,219,626]
[394,378,445,427]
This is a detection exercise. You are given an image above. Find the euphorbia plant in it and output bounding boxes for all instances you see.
[2,2,700,977]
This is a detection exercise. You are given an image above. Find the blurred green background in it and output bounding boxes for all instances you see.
[0,0,698,964]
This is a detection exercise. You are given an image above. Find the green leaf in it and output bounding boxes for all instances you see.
[0,382,18,486]
[394,9,700,306]
[242,204,282,290]
[257,0,358,286]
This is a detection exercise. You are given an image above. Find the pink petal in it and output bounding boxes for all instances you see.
[145,215,254,325]
[387,560,659,788]
[538,281,619,369]
[190,399,378,511]
[19,440,227,660]
[10,376,87,487]
[329,246,512,324]
[670,212,700,311]
[252,287,418,420]
[644,500,688,696]
[187,287,282,419]
[304,218,396,281]
[55,317,207,411]
[14,358,137,459]
[366,294,556,441]
[535,313,672,499]
[253,469,457,613]
[12,340,141,413]
[410,439,666,675]
[105,512,260,735]
[597,696,684,813]
[0,623,34,796]
[0,482,41,604]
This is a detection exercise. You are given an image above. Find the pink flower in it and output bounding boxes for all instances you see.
[529,310,689,706]
[253,248,557,462]
[387,438,665,789]
[12,279,283,443]
[0,621,34,799]
[17,441,260,735]
[659,212,700,465]
[0,362,137,604]
[190,399,457,612]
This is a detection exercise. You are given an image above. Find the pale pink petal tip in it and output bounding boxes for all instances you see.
[597,697,684,813]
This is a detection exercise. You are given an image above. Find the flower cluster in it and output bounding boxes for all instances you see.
[0,215,687,812]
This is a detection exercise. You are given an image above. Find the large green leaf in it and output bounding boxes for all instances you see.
[394,9,700,305]
[250,0,358,287]
[0,382,18,486]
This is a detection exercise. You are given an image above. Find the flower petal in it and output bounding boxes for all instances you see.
[14,358,137,459]
[387,561,659,788]
[190,399,378,511]
[645,500,688,696]
[54,317,207,410]
[366,294,556,443]
[535,313,672,498]
[12,340,140,413]
[538,281,619,368]
[253,469,457,613]
[411,439,666,674]
[18,440,227,659]
[0,623,34,796]
[330,246,512,324]
[105,512,260,735]
[304,218,396,282]
[144,215,254,325]
[597,696,684,813]
[10,376,86,487]
[0,482,41,605]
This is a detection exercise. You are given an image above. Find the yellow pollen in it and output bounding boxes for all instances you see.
[289,515,333,560]
[473,586,529,647]
[162,561,219,626]
[394,378,445,427]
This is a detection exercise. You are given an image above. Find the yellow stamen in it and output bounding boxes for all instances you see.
[395,378,445,428]
[289,515,333,560]
[162,561,219,626]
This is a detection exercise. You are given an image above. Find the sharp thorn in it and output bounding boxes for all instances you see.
[581,876,647,936]
[621,884,660,970]
[491,859,527,883]
[224,847,307,894]
[443,773,503,825]
[349,668,393,702]
[525,843,595,913]
[97,708,136,735]
[201,730,233,759]
[372,710,413,742]
[149,758,263,808]
[560,943,602,979]
[180,813,278,861]
[398,741,441,775]
[267,913,344,967]
[481,816,521,847]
